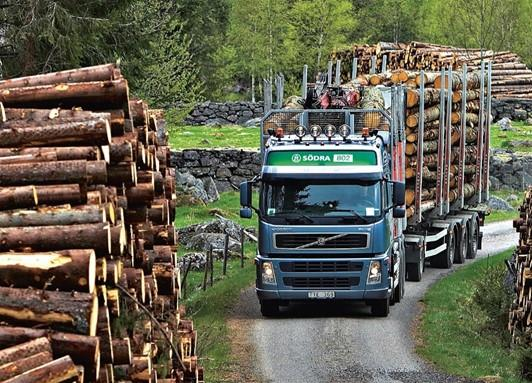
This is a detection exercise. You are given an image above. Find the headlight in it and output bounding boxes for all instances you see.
[367,260,382,284]
[262,262,276,285]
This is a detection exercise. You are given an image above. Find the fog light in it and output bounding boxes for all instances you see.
[367,260,382,284]
[295,125,306,138]
[262,262,276,285]
[324,124,336,138]
[339,124,351,138]
[310,125,322,138]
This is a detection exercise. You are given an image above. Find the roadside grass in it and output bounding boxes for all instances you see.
[175,191,259,382]
[485,190,522,224]
[418,249,526,382]
[168,125,260,150]
[491,122,532,153]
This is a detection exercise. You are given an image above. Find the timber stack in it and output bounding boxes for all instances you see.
[510,188,532,347]
[0,64,203,382]
[331,41,532,99]
[401,71,483,219]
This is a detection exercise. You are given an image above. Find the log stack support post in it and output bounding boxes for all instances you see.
[414,71,425,224]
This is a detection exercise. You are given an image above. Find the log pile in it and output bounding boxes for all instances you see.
[510,188,532,346]
[331,41,532,99]
[400,71,483,218]
[0,64,203,382]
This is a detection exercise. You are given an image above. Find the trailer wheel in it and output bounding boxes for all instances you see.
[370,298,390,317]
[454,227,467,264]
[467,220,479,259]
[406,254,423,282]
[260,300,280,317]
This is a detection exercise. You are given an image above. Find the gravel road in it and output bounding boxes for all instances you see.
[231,221,518,383]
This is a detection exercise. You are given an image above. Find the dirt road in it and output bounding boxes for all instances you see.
[231,221,518,383]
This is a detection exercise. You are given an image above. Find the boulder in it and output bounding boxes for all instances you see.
[496,117,513,131]
[178,252,207,271]
[487,196,513,211]
[202,177,220,202]
[175,171,214,204]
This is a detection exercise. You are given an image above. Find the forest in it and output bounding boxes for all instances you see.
[1,0,531,118]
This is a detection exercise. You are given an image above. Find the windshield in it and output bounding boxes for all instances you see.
[262,180,382,223]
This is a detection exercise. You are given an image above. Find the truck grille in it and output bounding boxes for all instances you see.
[283,277,360,289]
[275,233,368,249]
[279,261,363,273]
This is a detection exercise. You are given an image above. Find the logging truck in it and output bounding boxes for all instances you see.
[240,62,492,317]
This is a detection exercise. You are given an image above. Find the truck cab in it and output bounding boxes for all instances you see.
[240,88,408,317]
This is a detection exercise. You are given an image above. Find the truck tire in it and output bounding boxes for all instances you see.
[432,231,454,269]
[454,227,468,264]
[370,298,390,317]
[394,257,405,303]
[406,254,424,282]
[467,219,479,259]
[260,300,280,317]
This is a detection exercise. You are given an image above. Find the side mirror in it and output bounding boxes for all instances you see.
[240,207,253,219]
[240,181,252,207]
[392,181,405,206]
[393,207,406,218]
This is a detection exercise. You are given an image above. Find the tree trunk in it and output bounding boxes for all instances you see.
[451,90,481,103]
[359,87,385,128]
[405,140,439,155]
[129,100,148,128]
[112,338,132,366]
[0,147,102,162]
[126,183,155,206]
[0,64,118,90]
[96,307,113,365]
[406,88,441,108]
[35,184,87,206]
[0,186,37,209]
[2,355,79,383]
[0,337,52,366]
[108,142,133,163]
[0,249,96,293]
[0,119,111,147]
[0,223,112,255]
[0,160,107,186]
[124,268,146,304]
[0,79,129,111]
[0,205,106,227]
[107,163,137,186]
[406,105,440,128]
[0,287,98,335]
[415,72,439,86]
[0,327,100,381]
[434,71,481,90]
[0,351,53,381]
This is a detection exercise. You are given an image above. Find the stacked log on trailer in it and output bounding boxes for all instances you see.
[510,188,532,347]
[331,41,532,99]
[0,64,203,382]
[401,70,486,218]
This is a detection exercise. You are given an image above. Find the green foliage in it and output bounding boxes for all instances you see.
[419,249,524,382]
[168,126,259,150]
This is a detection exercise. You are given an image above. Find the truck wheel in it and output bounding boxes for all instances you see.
[432,231,454,269]
[406,255,423,282]
[260,300,280,317]
[467,220,479,259]
[371,298,390,317]
[454,227,467,264]
[394,260,405,303]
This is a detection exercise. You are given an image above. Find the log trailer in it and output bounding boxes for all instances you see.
[239,61,492,317]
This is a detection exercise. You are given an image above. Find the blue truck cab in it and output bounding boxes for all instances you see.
[240,87,408,317]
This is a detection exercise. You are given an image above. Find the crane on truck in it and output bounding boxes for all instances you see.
[239,60,492,317]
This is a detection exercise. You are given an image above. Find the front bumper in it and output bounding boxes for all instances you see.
[256,287,390,301]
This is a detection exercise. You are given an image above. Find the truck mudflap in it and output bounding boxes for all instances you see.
[404,222,449,262]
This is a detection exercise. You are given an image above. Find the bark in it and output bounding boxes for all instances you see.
[0,79,129,111]
[0,119,111,147]
[108,142,133,163]
[0,337,52,366]
[2,355,79,383]
[451,112,479,126]
[153,263,175,295]
[434,71,481,90]
[129,100,148,128]
[112,338,132,366]
[0,186,37,209]
[0,64,118,90]
[0,327,100,382]
[0,351,53,381]
[406,105,440,128]
[0,160,107,186]
[124,268,145,304]
[0,287,98,335]
[153,225,178,246]
[110,224,127,256]
[126,183,155,206]
[35,184,86,206]
[96,258,107,285]
[106,261,119,287]
[107,163,137,187]
[0,147,102,162]
[106,289,120,318]
[0,249,96,293]
[0,205,106,227]
[0,223,112,256]
[96,307,113,365]
[405,140,439,155]
[148,200,170,225]
[359,87,385,128]
[406,88,441,108]
[415,72,439,86]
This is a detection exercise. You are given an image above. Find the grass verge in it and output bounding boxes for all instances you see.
[491,122,532,153]
[176,192,258,382]
[169,125,260,150]
[418,249,528,382]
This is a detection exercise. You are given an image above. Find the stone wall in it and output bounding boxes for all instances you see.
[492,98,532,122]
[172,148,532,192]
[184,101,264,126]
[171,149,262,193]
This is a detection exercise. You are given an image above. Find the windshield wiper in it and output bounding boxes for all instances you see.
[274,212,315,224]
[333,209,370,224]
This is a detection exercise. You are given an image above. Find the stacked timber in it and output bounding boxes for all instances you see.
[0,64,203,382]
[331,41,532,99]
[510,188,532,346]
[402,71,483,218]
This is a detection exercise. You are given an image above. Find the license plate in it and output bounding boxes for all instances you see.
[308,291,335,299]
